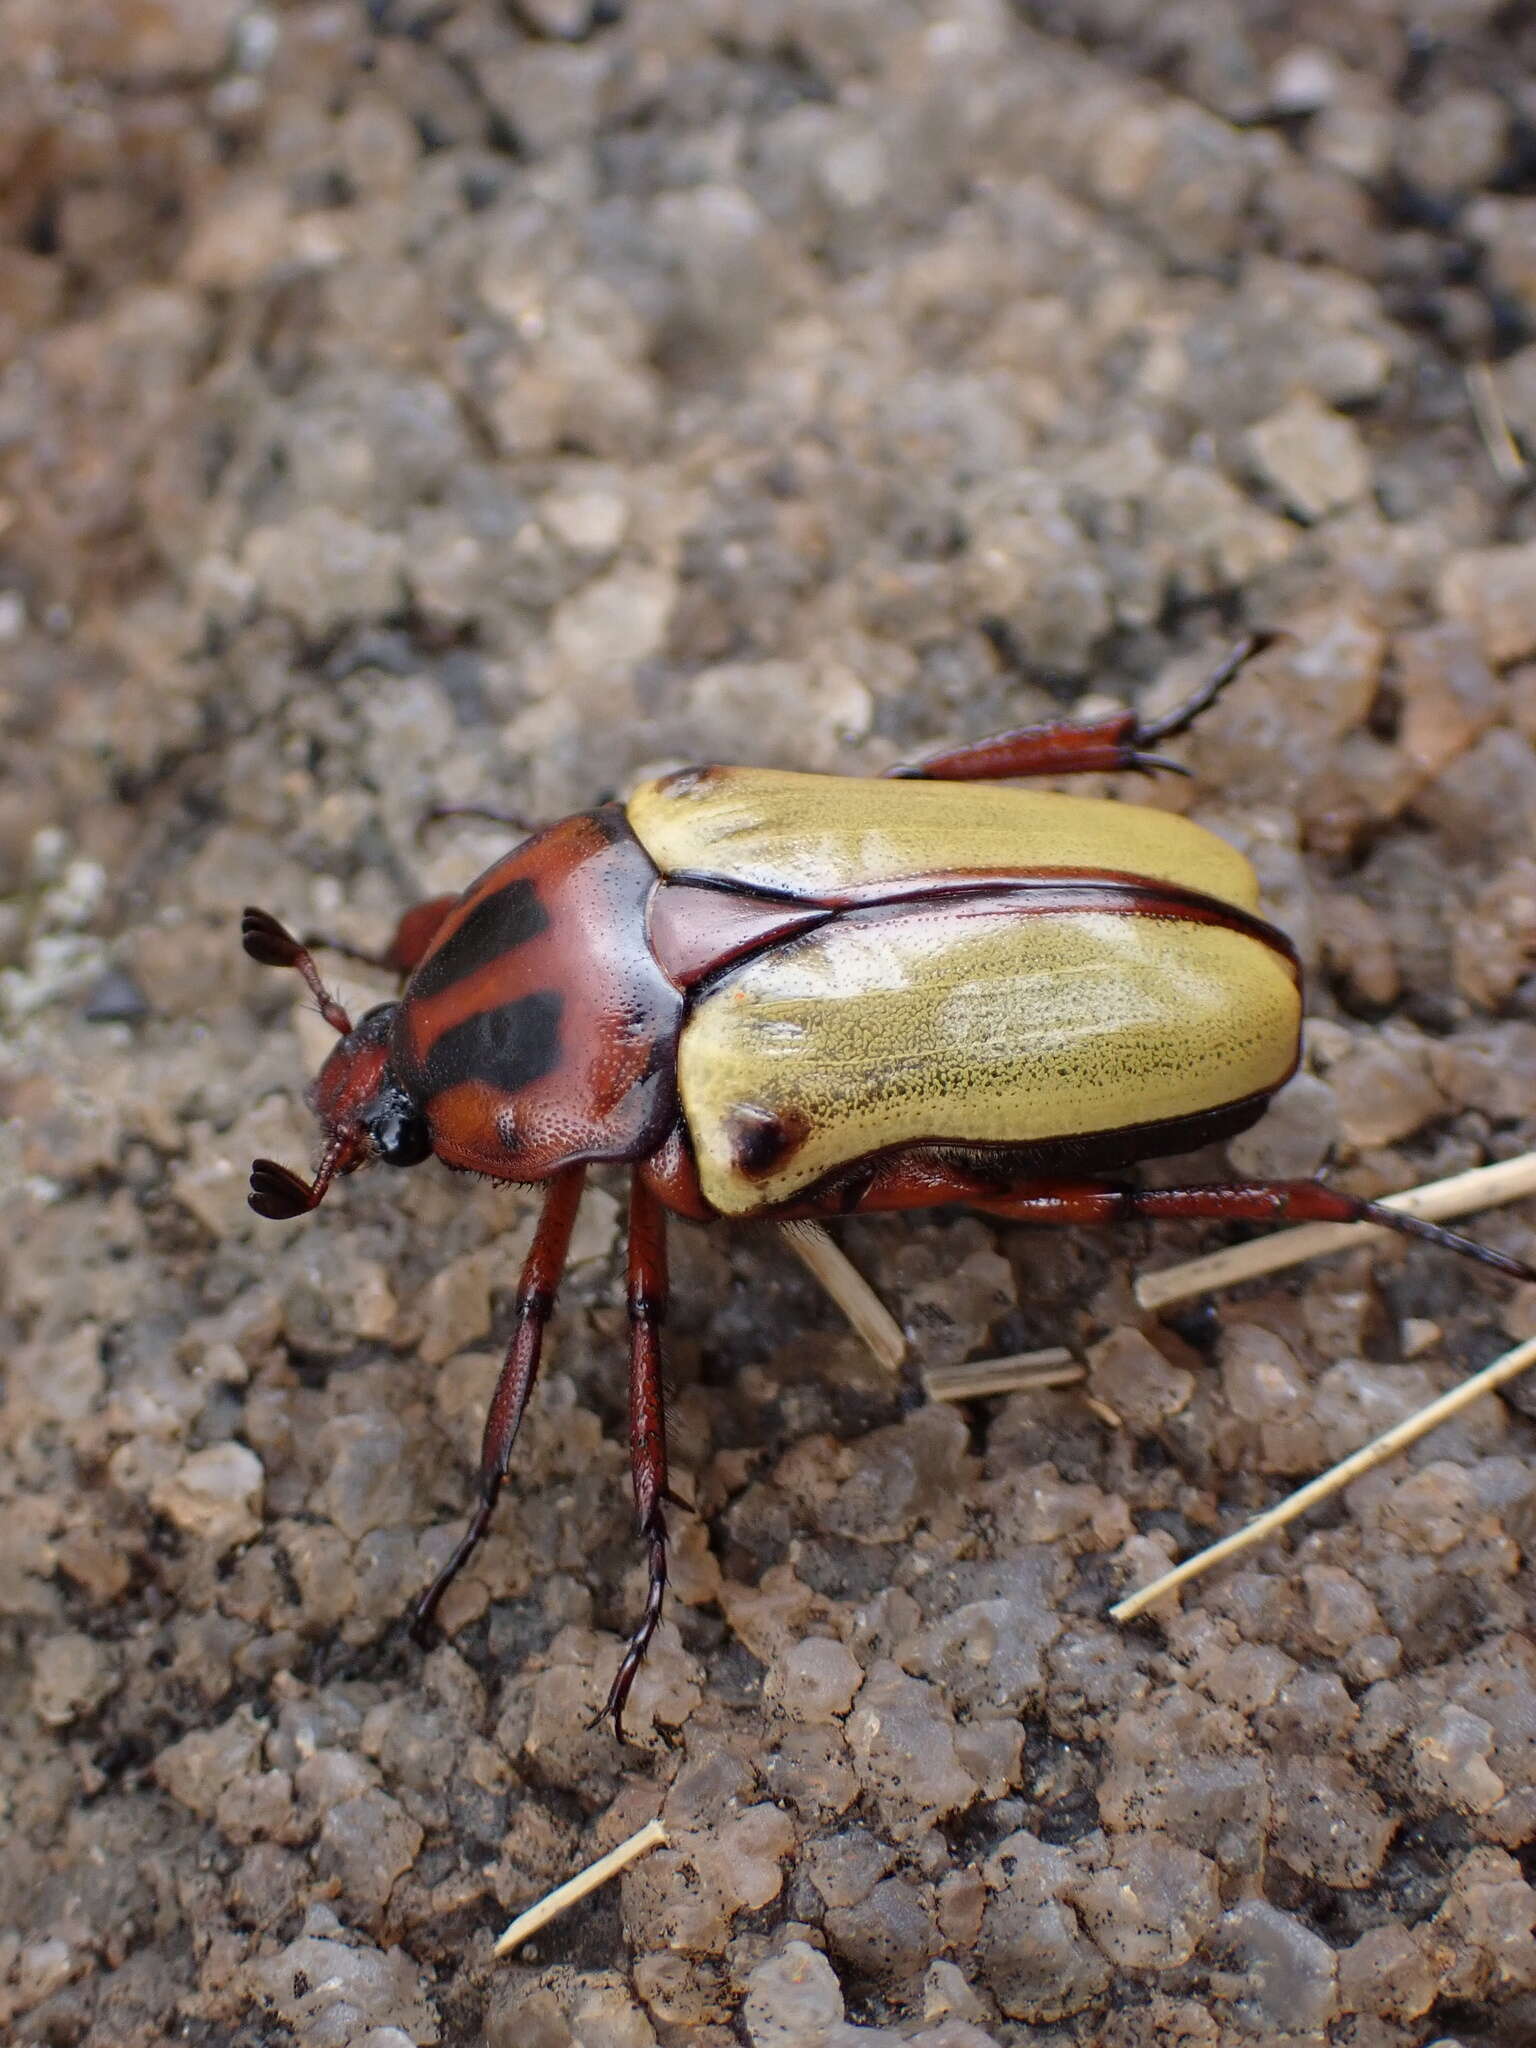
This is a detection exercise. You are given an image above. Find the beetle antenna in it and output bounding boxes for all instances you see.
[242,906,354,1036]
[1138,631,1287,746]
[248,1129,361,1220]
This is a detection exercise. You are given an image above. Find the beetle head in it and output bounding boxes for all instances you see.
[241,907,433,1219]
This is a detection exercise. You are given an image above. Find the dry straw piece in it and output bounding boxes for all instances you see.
[494,1818,668,1957]
[922,1349,1079,1402]
[1467,360,1528,484]
[1111,1333,1536,1624]
[1134,1152,1536,1311]
[777,1220,907,1370]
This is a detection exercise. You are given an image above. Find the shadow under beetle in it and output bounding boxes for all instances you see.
[242,638,1536,1735]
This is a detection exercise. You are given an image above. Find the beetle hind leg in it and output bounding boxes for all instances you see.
[1102,1180,1536,1283]
[888,633,1276,783]
[301,895,462,979]
[966,1176,1535,1283]
[598,1172,673,1742]
[772,1159,1535,1284]
[410,1165,587,1643]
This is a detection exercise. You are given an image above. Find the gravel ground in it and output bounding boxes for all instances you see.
[6,3,1536,2043]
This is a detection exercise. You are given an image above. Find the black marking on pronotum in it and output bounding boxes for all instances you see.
[406,879,550,1003]
[426,989,564,1097]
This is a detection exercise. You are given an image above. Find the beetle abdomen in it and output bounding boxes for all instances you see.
[677,892,1302,1215]
[628,766,1263,910]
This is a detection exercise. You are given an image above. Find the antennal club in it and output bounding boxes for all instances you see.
[249,1159,323,1219]
[242,906,354,1036]
[248,1129,362,1221]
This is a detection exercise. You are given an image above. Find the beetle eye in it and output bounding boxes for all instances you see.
[360,1085,432,1168]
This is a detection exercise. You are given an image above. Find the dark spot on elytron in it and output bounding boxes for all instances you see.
[655,764,725,800]
[726,1102,809,1178]
[406,878,549,1003]
[426,989,563,1097]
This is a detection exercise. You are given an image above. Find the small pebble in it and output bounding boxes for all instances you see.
[150,1442,265,1553]
[1216,1898,1338,2031]
[768,1638,864,1723]
[1246,394,1372,521]
[742,1942,844,2047]
[1440,540,1536,665]
[30,1631,117,1726]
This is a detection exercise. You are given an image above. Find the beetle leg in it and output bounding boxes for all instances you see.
[1134,634,1280,746]
[411,1164,587,1643]
[294,895,461,978]
[416,804,538,842]
[375,895,461,974]
[772,1161,1534,1283]
[600,1171,672,1742]
[887,634,1275,783]
[965,1177,1536,1283]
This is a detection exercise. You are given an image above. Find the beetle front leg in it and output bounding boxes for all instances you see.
[888,634,1274,783]
[601,1172,672,1742]
[411,1165,587,1642]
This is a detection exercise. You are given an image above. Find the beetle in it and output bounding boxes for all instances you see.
[242,637,1536,1735]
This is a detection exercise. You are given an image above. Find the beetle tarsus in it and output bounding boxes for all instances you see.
[1124,750,1194,780]
[1351,1200,1536,1282]
[1135,631,1281,747]
[599,1514,668,1743]
[410,1500,496,1644]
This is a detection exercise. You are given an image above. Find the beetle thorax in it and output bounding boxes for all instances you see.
[388,810,683,1181]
